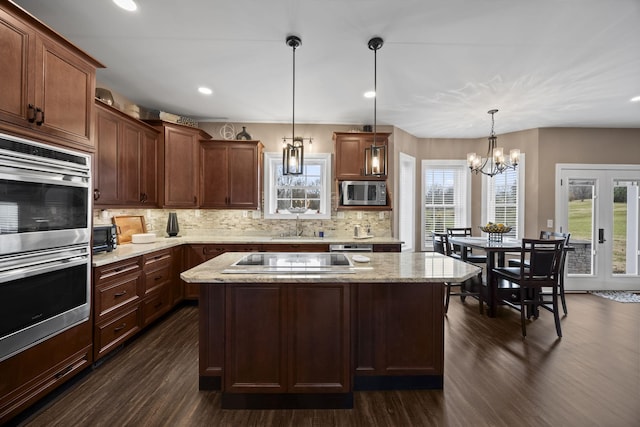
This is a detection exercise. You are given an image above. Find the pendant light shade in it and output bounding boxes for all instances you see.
[364,36,387,177]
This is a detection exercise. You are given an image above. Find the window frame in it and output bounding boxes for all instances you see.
[263,152,332,220]
[421,159,471,251]
[481,153,526,239]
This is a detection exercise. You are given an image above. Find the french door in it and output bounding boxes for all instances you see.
[557,165,640,291]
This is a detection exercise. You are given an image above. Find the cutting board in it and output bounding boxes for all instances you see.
[112,215,147,244]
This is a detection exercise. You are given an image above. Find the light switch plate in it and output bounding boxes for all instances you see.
[252,210,261,219]
[194,209,200,218]
[379,212,385,220]
[337,212,345,219]
[547,219,553,228]
[357,212,363,220]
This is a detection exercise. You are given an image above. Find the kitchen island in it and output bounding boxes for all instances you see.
[181,251,481,409]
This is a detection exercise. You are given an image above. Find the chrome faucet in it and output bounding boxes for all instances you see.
[296,214,303,237]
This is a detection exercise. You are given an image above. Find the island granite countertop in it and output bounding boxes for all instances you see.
[180,251,481,284]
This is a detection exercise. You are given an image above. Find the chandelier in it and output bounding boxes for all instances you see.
[467,109,520,177]
[363,36,387,177]
[282,35,313,175]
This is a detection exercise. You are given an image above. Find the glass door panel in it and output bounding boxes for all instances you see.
[566,178,596,276]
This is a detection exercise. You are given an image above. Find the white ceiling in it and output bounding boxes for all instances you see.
[13,0,640,138]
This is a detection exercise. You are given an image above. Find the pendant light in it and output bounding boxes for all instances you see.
[282,35,312,175]
[364,36,387,177]
[467,109,520,177]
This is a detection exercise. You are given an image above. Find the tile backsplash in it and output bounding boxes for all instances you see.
[94,208,391,238]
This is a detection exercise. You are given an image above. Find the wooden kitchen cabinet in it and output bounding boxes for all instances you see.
[199,140,263,209]
[141,249,173,326]
[333,132,390,180]
[146,120,212,208]
[373,243,401,252]
[0,2,103,151]
[223,283,351,398]
[93,257,143,361]
[94,101,159,207]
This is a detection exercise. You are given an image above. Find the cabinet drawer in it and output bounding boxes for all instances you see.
[94,306,140,360]
[95,258,142,282]
[143,249,172,269]
[143,264,171,295]
[141,286,170,327]
[95,273,141,321]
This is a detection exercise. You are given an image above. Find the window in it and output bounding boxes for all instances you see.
[264,152,332,219]
[421,160,470,250]
[482,154,525,239]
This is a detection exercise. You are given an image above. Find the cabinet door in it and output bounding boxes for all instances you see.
[288,284,350,393]
[120,121,142,204]
[34,33,95,148]
[224,284,288,393]
[199,143,230,208]
[140,129,158,206]
[163,126,199,207]
[228,143,259,208]
[0,9,35,128]
[94,107,120,204]
[335,135,366,179]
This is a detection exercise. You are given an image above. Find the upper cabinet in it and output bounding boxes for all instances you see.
[199,140,263,209]
[0,3,103,151]
[146,120,212,208]
[333,132,390,180]
[94,101,159,207]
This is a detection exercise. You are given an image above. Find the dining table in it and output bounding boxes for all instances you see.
[447,236,522,317]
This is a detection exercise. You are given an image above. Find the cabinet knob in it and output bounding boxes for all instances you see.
[140,193,147,203]
[94,189,101,201]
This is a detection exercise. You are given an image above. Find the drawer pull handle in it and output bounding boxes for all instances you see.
[114,290,127,297]
[54,364,73,379]
[27,104,36,123]
[114,323,127,332]
[155,276,162,281]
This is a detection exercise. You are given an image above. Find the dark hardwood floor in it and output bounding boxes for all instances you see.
[13,294,640,427]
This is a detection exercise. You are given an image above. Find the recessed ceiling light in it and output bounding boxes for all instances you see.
[631,95,640,102]
[113,0,137,12]
[198,87,213,95]
[364,91,375,98]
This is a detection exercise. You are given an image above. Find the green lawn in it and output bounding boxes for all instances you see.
[568,200,627,272]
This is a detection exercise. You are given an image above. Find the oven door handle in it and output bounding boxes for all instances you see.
[0,254,89,284]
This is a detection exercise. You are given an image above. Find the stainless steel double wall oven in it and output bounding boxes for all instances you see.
[0,132,92,362]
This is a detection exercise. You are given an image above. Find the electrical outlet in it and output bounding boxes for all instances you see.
[242,210,248,218]
[194,209,201,218]
[547,219,553,228]
[337,212,345,219]
[357,212,363,220]
[379,211,385,220]
[252,210,261,219]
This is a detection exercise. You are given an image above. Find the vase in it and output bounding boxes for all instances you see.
[166,212,179,237]
[236,126,251,140]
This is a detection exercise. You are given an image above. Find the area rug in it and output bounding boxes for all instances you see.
[589,291,640,303]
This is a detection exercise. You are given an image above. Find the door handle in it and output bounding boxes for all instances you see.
[598,228,606,244]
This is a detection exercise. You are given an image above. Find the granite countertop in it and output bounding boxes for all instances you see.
[92,235,403,267]
[180,251,481,284]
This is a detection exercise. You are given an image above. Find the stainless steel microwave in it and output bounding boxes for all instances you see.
[341,181,387,206]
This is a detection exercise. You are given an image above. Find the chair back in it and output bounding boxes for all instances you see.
[539,231,571,271]
[446,227,472,238]
[520,238,565,284]
[432,232,451,256]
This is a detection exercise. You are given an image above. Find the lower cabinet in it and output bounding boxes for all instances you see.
[92,247,181,362]
[0,320,92,424]
[223,283,351,395]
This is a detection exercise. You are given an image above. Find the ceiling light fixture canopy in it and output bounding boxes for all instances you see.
[282,35,312,176]
[467,109,520,177]
[364,36,387,177]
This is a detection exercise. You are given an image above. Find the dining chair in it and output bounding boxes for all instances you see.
[508,231,570,315]
[433,233,484,314]
[446,227,487,264]
[492,238,565,337]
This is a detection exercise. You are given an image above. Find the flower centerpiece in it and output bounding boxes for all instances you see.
[479,222,512,242]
